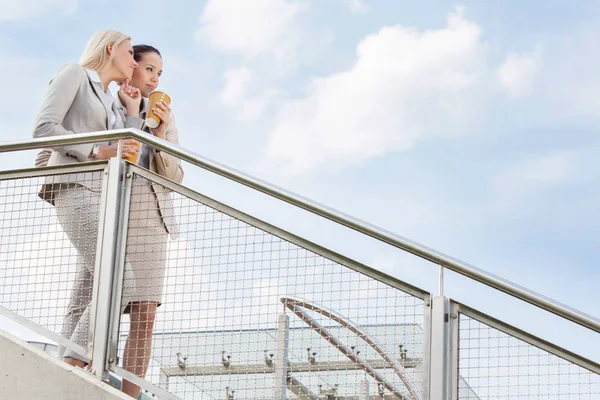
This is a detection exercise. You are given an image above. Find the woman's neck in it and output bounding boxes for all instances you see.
[96,70,115,93]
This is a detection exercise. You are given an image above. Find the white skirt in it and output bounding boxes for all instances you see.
[121,179,169,312]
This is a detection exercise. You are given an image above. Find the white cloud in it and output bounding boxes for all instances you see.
[497,47,542,98]
[0,0,77,20]
[265,7,489,173]
[219,67,278,121]
[541,27,600,118]
[196,0,308,63]
[492,152,578,204]
[0,55,53,107]
[0,55,61,147]
[220,67,253,107]
[347,0,367,14]
[236,94,274,122]
[196,0,334,124]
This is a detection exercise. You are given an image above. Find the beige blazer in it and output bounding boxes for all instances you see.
[114,96,184,236]
[33,63,144,192]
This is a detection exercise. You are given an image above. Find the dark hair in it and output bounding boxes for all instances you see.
[133,44,161,62]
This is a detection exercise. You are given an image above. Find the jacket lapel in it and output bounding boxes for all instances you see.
[112,101,124,129]
[85,73,111,129]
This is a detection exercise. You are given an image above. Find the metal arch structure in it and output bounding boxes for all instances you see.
[281,296,422,400]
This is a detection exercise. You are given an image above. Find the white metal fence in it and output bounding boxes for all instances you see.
[0,131,599,400]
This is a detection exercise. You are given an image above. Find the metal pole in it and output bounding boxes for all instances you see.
[159,372,170,392]
[438,265,444,297]
[91,156,125,381]
[106,163,135,370]
[448,302,460,400]
[360,380,370,400]
[84,163,112,362]
[428,296,450,400]
[274,313,289,400]
[421,297,432,400]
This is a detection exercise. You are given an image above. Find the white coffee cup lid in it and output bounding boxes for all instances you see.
[145,117,160,128]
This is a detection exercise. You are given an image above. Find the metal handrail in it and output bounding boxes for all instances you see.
[1,129,599,334]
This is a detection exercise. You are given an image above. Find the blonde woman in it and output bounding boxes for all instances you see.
[32,30,145,396]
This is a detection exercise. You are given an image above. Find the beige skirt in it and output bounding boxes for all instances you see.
[121,179,168,313]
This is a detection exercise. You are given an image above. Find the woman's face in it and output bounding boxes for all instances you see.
[109,40,138,81]
[130,52,163,98]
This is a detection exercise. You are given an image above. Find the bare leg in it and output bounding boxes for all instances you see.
[121,302,158,398]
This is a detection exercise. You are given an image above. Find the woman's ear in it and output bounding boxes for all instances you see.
[106,43,114,57]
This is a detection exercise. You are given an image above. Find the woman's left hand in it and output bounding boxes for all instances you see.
[150,101,172,140]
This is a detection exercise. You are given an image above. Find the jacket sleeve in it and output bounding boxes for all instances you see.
[113,96,144,131]
[153,113,184,184]
[126,116,145,129]
[34,149,53,167]
[32,63,95,161]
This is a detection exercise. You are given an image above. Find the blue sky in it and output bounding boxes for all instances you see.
[0,0,598,362]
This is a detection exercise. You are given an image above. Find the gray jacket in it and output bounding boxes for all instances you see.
[33,63,144,192]
[33,63,183,237]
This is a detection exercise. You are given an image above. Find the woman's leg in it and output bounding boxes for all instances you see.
[59,254,93,360]
[54,185,100,367]
[63,305,94,367]
[121,180,167,397]
[121,301,158,398]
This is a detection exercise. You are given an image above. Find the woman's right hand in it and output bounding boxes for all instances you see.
[97,139,140,160]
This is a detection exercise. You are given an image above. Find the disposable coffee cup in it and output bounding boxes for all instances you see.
[145,89,171,129]
[125,141,141,164]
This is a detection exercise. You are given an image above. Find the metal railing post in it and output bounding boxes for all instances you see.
[360,379,370,400]
[274,312,290,400]
[106,163,134,371]
[422,297,432,400]
[448,302,460,400]
[91,156,125,380]
[428,296,450,400]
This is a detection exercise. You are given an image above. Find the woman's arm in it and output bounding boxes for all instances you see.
[34,149,53,167]
[152,113,184,184]
[32,63,94,161]
[119,82,145,129]
[124,114,144,130]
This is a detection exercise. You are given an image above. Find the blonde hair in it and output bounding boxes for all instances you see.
[79,30,131,71]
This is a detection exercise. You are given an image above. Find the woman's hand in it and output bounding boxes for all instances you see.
[149,101,172,140]
[96,139,140,160]
[118,79,142,117]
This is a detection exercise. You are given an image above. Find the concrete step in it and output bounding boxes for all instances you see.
[0,329,132,400]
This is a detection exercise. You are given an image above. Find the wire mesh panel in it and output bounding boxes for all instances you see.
[0,168,105,357]
[458,312,600,400]
[115,172,427,400]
